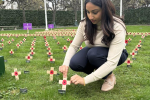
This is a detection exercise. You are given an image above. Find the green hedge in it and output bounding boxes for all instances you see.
[0,9,81,27]
[0,7,150,27]
[124,7,150,25]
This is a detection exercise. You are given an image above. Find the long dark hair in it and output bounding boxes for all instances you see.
[84,0,125,46]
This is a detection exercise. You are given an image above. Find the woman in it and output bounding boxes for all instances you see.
[59,0,128,91]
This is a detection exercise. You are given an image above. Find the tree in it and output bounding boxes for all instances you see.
[62,0,81,26]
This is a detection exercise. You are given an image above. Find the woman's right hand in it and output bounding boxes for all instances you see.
[59,65,69,78]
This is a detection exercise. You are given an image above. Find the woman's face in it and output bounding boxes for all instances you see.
[86,2,102,24]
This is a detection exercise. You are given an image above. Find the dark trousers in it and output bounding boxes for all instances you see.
[69,47,128,79]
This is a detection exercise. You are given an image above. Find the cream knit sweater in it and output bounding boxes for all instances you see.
[63,17,126,84]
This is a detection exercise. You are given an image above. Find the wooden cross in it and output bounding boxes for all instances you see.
[67,38,70,42]
[80,45,83,50]
[141,35,145,39]
[47,51,53,56]
[1,43,4,48]
[134,47,139,53]
[9,49,14,55]
[59,77,70,91]
[47,47,51,51]
[125,58,133,67]
[45,43,49,47]
[62,45,68,52]
[30,46,35,51]
[130,51,137,60]
[137,44,142,48]
[32,41,35,44]
[30,51,35,56]
[57,41,60,44]
[20,41,23,45]
[11,68,21,80]
[31,43,35,46]
[11,38,14,42]
[16,43,20,48]
[8,40,11,44]
[1,38,4,42]
[48,56,55,62]
[25,54,33,61]
[47,67,57,81]
[128,38,132,42]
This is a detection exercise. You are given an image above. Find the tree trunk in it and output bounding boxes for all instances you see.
[52,1,57,27]
[23,8,26,23]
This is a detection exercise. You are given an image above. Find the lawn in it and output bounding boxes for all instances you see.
[0,25,150,100]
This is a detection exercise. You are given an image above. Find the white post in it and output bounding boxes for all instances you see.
[120,0,122,17]
[44,0,49,31]
[81,0,83,20]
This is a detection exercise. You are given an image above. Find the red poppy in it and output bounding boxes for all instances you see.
[10,51,13,54]
[127,60,130,64]
[28,56,30,59]
[125,40,128,44]
[50,58,53,61]
[14,71,18,76]
[132,53,135,55]
[70,40,72,44]
[62,80,67,85]
[50,70,54,74]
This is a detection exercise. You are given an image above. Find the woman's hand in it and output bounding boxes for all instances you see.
[70,74,85,86]
[59,65,69,78]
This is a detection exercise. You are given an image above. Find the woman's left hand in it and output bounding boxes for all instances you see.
[70,74,85,86]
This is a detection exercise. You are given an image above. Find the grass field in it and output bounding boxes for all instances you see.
[0,25,150,100]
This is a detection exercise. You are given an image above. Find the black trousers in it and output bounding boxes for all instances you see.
[69,47,128,79]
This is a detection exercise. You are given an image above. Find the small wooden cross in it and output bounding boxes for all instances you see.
[45,43,49,47]
[67,38,70,42]
[1,38,4,42]
[20,40,23,44]
[57,41,60,44]
[1,43,4,48]
[8,40,11,44]
[16,43,20,48]
[125,58,133,67]
[11,68,21,80]
[141,35,145,39]
[30,51,35,56]
[31,43,35,46]
[80,45,83,50]
[9,49,14,55]
[62,45,68,52]
[25,54,33,62]
[47,51,53,57]
[130,51,137,60]
[11,38,14,42]
[30,46,35,51]
[32,41,35,44]
[47,67,57,81]
[47,47,51,51]
[59,77,70,92]
[134,47,139,53]
[48,56,55,63]
[128,38,132,42]
[137,44,142,48]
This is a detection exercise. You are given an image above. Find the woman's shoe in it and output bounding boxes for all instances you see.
[101,73,116,91]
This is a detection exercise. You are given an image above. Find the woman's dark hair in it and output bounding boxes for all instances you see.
[83,0,125,46]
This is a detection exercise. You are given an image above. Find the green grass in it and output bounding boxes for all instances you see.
[0,26,150,100]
